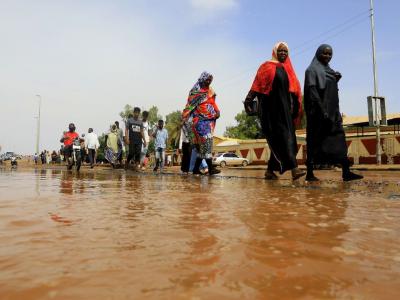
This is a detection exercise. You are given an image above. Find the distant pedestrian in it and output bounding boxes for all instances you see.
[80,134,86,165]
[244,41,304,180]
[51,151,57,163]
[140,111,150,170]
[125,107,147,171]
[85,128,100,168]
[153,119,168,173]
[46,150,51,164]
[182,71,220,175]
[33,153,38,165]
[105,124,122,168]
[304,44,363,181]
[115,121,124,165]
[179,120,192,173]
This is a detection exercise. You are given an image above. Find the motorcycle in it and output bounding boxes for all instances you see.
[67,138,82,171]
[10,156,18,168]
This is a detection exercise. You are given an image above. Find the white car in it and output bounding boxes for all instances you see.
[212,153,249,167]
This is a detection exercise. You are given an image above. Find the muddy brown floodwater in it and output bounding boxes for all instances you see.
[1,168,400,300]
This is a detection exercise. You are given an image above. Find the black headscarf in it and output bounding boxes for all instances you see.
[305,44,337,89]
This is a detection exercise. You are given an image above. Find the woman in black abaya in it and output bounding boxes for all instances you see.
[304,44,363,181]
[245,42,305,180]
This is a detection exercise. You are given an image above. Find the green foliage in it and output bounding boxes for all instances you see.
[224,110,264,140]
[165,110,182,149]
[147,106,163,129]
[119,104,134,124]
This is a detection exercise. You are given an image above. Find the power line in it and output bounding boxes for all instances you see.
[291,16,369,58]
[291,9,370,53]
[218,10,370,88]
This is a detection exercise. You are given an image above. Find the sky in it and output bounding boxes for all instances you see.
[1,0,399,154]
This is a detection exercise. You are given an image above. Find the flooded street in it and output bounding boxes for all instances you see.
[1,168,400,299]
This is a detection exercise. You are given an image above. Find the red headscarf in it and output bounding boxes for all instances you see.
[250,42,303,124]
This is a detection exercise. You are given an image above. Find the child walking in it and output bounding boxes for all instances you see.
[153,120,168,173]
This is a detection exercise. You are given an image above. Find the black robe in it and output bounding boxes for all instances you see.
[304,69,348,165]
[246,66,299,173]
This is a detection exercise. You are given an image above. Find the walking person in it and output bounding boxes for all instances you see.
[179,120,192,173]
[125,107,147,171]
[304,44,363,181]
[80,134,86,165]
[153,119,168,173]
[105,124,123,168]
[140,111,150,170]
[115,121,124,165]
[46,150,51,164]
[85,128,100,168]
[51,151,58,164]
[244,41,305,180]
[182,71,220,175]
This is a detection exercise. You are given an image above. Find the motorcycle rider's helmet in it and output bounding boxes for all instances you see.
[68,123,76,132]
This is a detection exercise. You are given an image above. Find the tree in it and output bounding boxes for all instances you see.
[147,106,162,129]
[119,104,134,124]
[165,110,182,149]
[224,110,264,139]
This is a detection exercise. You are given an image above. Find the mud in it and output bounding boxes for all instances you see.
[1,168,400,299]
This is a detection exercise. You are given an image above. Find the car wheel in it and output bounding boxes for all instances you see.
[242,160,248,167]
[220,161,226,168]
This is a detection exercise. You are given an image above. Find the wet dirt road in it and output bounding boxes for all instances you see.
[1,168,400,299]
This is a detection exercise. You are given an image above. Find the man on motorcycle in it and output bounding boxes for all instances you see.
[60,123,80,169]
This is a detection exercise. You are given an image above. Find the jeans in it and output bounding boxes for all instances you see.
[88,148,96,166]
[155,147,166,170]
[140,144,148,164]
[189,147,208,172]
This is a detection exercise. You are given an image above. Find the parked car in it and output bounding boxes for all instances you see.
[1,152,22,161]
[212,152,249,167]
[0,152,14,161]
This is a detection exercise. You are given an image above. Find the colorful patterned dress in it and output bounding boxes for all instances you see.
[182,72,220,159]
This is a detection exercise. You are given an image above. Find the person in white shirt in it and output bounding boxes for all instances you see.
[153,120,168,173]
[140,111,150,170]
[85,128,100,168]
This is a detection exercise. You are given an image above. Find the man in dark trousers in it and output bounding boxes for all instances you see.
[125,107,147,171]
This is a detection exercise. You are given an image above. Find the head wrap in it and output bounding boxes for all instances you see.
[305,44,336,89]
[182,71,216,122]
[269,41,289,63]
[250,42,302,122]
[191,71,213,92]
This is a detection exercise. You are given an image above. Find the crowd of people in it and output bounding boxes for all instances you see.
[55,42,363,181]
[34,150,63,165]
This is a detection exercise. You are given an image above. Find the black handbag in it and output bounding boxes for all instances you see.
[244,96,260,117]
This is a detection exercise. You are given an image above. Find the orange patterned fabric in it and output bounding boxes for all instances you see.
[250,42,303,125]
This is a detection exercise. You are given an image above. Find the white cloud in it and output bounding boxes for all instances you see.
[190,0,238,11]
[0,0,250,154]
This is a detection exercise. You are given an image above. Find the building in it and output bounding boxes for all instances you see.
[213,114,400,165]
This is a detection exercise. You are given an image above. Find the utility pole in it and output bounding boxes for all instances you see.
[35,95,42,154]
[369,0,381,165]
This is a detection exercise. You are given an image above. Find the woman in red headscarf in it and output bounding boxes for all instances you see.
[244,41,305,180]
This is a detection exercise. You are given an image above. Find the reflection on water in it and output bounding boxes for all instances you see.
[0,169,400,300]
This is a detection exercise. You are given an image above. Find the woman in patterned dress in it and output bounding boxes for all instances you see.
[182,72,220,175]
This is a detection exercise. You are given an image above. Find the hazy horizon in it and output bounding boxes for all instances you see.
[1,0,399,154]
